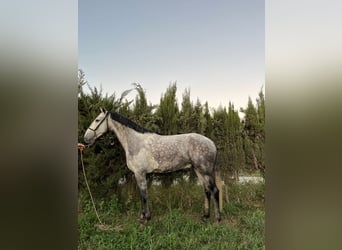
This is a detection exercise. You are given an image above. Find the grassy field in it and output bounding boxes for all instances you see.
[78,181,264,250]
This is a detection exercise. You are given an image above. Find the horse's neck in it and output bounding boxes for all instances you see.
[108,118,137,153]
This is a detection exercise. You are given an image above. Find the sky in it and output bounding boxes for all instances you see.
[79,1,264,112]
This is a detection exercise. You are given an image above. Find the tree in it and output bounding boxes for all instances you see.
[178,88,193,133]
[78,69,87,95]
[203,101,213,139]
[226,102,245,181]
[155,83,179,135]
[212,106,230,180]
[255,88,265,175]
[243,97,259,138]
[241,88,265,176]
[132,83,157,131]
[193,99,205,134]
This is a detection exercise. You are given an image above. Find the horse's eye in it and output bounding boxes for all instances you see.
[95,119,100,122]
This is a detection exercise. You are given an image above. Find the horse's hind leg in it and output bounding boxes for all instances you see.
[198,171,221,222]
[194,170,211,220]
[203,188,211,219]
[208,177,221,222]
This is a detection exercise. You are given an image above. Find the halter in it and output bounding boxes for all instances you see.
[88,112,109,139]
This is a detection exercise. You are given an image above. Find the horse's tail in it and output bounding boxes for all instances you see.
[214,147,223,212]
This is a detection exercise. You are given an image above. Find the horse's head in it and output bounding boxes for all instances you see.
[84,108,109,145]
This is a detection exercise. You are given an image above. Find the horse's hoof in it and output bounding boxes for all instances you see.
[138,217,148,224]
[201,214,210,222]
[215,216,221,223]
[145,213,151,221]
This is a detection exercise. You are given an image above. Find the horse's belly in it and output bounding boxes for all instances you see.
[150,154,191,173]
[152,162,192,173]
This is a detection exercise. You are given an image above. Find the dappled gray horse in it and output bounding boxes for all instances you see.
[84,109,221,222]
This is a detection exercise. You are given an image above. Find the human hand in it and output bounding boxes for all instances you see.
[78,143,85,151]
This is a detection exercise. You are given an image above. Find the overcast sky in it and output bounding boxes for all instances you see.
[79,0,264,111]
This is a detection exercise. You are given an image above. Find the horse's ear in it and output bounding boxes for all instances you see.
[100,107,104,113]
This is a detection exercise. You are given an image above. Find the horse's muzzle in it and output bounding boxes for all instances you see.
[84,135,95,146]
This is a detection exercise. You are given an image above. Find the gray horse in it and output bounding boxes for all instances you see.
[84,109,221,222]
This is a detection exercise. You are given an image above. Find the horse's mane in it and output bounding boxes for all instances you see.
[110,112,153,134]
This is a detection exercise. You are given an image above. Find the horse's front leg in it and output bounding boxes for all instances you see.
[139,188,150,221]
[134,172,151,221]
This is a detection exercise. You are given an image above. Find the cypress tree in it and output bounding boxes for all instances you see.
[179,88,193,133]
[156,83,179,135]
[241,89,265,176]
[226,102,245,181]
[203,101,213,139]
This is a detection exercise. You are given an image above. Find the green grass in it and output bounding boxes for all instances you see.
[78,182,264,249]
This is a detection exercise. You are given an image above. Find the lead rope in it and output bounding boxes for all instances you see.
[80,149,103,225]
